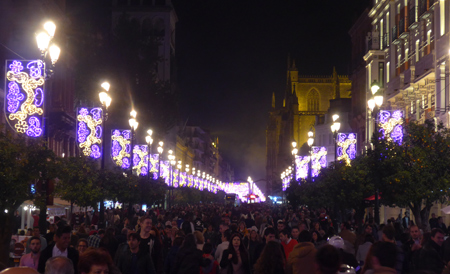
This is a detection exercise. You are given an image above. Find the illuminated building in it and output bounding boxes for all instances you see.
[266,61,351,194]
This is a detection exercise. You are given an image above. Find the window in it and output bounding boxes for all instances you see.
[416,40,420,62]
[307,89,320,111]
[379,62,385,87]
[387,62,390,83]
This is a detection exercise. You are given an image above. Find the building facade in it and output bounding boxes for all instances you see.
[266,62,351,195]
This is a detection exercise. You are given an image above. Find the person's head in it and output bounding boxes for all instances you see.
[431,213,436,218]
[98,229,106,238]
[45,256,74,274]
[253,241,285,274]
[171,220,177,228]
[219,223,229,235]
[26,228,32,236]
[29,237,41,254]
[431,228,445,246]
[250,230,258,241]
[364,224,373,235]
[438,216,443,224]
[405,212,409,217]
[371,242,398,270]
[264,227,276,242]
[229,233,242,250]
[203,242,213,255]
[314,222,320,231]
[291,227,300,239]
[312,231,321,242]
[173,236,184,247]
[298,230,312,243]
[381,225,395,243]
[164,225,172,236]
[409,225,420,240]
[127,233,140,251]
[77,239,88,255]
[279,229,290,243]
[239,221,246,231]
[193,231,204,245]
[55,226,72,251]
[277,220,285,232]
[340,222,350,231]
[140,217,152,233]
[364,234,374,244]
[299,223,307,232]
[315,245,340,274]
[32,227,40,237]
[78,249,112,274]
[181,234,197,249]
[222,229,232,242]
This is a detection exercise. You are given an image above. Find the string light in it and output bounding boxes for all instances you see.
[77,107,103,159]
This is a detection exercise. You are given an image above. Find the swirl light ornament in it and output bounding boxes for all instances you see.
[311,146,327,177]
[5,60,45,137]
[111,129,131,169]
[133,145,148,176]
[77,107,103,158]
[295,155,310,180]
[336,133,357,166]
[378,110,404,144]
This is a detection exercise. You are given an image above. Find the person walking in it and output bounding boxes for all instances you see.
[116,232,156,274]
[253,241,285,274]
[171,234,213,274]
[219,233,250,274]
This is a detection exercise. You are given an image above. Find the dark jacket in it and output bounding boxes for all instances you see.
[171,246,211,274]
[417,240,445,274]
[219,249,251,274]
[116,249,156,274]
[37,243,79,274]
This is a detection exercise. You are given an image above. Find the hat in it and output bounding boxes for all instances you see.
[250,226,258,232]
[165,221,171,226]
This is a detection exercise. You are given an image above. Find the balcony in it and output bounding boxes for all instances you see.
[409,7,419,29]
[392,26,398,43]
[383,33,389,49]
[398,18,409,39]
[419,0,436,19]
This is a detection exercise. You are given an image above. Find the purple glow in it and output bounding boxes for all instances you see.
[7,82,24,112]
[111,129,131,169]
[26,117,43,137]
[9,60,23,73]
[378,110,404,144]
[91,145,101,159]
[34,88,44,107]
[122,158,130,169]
[95,125,102,139]
[336,133,357,165]
[91,108,102,121]
[27,61,44,78]
[112,140,121,157]
[77,122,88,143]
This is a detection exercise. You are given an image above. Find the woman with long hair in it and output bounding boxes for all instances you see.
[253,241,285,274]
[99,227,119,259]
[243,229,260,271]
[220,233,250,274]
[171,234,213,274]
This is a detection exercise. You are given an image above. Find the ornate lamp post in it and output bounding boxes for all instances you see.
[307,130,314,180]
[128,110,138,176]
[367,81,382,225]
[145,130,153,180]
[330,114,340,165]
[98,82,111,229]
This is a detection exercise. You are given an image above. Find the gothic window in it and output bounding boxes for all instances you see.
[307,89,320,111]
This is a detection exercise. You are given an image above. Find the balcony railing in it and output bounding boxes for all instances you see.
[383,33,389,48]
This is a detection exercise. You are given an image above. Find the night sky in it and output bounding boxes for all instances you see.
[172,0,371,190]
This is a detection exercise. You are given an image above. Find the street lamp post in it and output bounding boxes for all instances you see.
[291,142,298,181]
[367,81,382,225]
[157,141,164,178]
[128,110,138,176]
[307,130,314,181]
[168,150,175,208]
[35,21,60,235]
[145,130,153,180]
[98,82,111,229]
[330,114,340,165]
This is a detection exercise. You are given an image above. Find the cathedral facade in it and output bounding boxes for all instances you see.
[266,61,351,195]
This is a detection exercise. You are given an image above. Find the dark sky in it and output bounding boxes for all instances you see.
[172,0,371,191]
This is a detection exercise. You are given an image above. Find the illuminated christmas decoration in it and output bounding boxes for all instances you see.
[311,146,327,177]
[295,155,310,180]
[378,110,404,144]
[5,60,45,137]
[337,133,357,166]
[133,145,148,176]
[172,169,179,188]
[77,107,103,159]
[111,129,131,169]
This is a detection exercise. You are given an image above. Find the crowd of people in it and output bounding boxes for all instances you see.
[4,203,450,274]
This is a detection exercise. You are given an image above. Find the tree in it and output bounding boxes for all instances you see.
[0,129,56,266]
[374,120,450,231]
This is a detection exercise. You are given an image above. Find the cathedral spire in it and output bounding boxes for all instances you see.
[333,67,340,99]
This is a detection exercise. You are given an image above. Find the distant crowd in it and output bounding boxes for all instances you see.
[4,204,450,274]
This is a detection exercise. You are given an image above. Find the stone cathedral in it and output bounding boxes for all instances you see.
[266,61,351,195]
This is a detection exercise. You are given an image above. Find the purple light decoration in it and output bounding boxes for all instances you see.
[378,110,404,144]
[5,60,45,137]
[78,122,88,143]
[111,129,131,169]
[132,145,148,176]
[295,155,309,180]
[336,133,357,166]
[26,117,43,137]
[7,82,24,113]
[311,146,327,177]
[91,145,101,159]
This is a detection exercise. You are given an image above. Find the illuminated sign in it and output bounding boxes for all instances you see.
[5,60,45,137]
[77,107,103,159]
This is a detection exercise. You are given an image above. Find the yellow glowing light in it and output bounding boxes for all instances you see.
[132,146,148,175]
[111,134,130,167]
[336,138,357,166]
[379,116,403,142]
